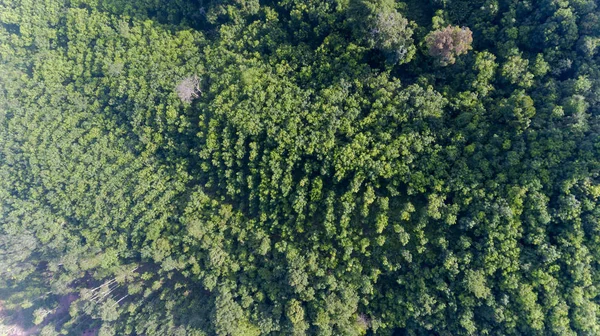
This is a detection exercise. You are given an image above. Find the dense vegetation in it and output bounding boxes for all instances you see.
[1,0,599,335]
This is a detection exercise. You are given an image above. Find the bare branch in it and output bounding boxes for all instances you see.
[176,75,202,103]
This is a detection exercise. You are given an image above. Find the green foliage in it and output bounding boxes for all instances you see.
[347,0,416,64]
[0,0,599,335]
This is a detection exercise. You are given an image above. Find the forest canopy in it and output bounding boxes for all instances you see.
[0,0,599,335]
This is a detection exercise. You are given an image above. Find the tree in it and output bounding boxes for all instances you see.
[1,0,600,335]
[499,90,536,131]
[176,75,201,103]
[501,54,534,88]
[33,307,53,325]
[577,36,600,58]
[347,0,416,64]
[425,25,473,66]
[286,299,309,335]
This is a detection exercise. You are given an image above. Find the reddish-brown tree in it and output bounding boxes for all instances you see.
[425,25,473,65]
